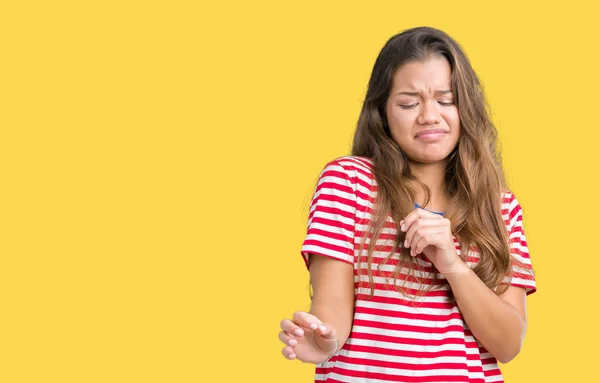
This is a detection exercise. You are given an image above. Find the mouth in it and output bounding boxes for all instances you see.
[415,129,449,139]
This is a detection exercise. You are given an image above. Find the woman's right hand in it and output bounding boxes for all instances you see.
[279,311,339,364]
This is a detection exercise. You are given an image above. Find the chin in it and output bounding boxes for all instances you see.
[409,151,453,164]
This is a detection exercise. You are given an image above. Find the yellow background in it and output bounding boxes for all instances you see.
[1,1,597,382]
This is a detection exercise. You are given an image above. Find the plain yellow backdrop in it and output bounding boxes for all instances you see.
[1,0,598,382]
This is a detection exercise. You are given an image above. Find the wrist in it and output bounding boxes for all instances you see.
[440,259,471,282]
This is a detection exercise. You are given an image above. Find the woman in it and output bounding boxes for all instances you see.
[279,26,536,383]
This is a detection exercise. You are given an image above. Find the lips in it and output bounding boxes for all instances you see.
[415,129,449,138]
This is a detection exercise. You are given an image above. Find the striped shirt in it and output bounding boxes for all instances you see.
[300,156,536,383]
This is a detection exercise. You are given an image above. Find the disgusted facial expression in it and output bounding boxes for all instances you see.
[385,56,460,165]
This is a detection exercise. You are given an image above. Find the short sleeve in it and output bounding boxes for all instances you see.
[300,160,357,270]
[502,193,537,295]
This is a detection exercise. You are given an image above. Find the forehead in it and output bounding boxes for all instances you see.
[391,56,452,91]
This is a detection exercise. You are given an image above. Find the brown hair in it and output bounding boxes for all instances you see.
[352,26,512,297]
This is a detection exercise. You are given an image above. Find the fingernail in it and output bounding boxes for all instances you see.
[404,240,408,248]
[319,325,327,332]
[401,224,406,232]
[310,323,318,330]
[289,339,297,346]
[288,353,295,359]
[294,329,304,336]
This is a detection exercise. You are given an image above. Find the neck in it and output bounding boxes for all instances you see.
[409,160,450,212]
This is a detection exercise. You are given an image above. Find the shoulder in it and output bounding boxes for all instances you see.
[500,190,524,229]
[314,156,375,203]
[323,156,375,181]
[501,190,516,207]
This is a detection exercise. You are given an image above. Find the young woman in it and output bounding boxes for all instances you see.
[278,27,536,383]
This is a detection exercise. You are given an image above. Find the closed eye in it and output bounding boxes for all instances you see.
[438,101,454,106]
[398,103,418,110]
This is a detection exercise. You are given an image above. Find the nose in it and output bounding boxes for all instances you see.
[417,100,441,125]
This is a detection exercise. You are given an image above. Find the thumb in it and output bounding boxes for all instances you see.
[315,323,337,341]
[313,323,339,355]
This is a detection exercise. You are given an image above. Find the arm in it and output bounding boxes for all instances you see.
[279,159,358,363]
[308,254,355,353]
[278,255,355,364]
[402,208,530,364]
[444,265,527,363]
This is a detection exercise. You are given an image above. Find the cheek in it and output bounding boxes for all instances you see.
[451,116,461,145]
[446,108,460,129]
[388,109,415,132]
[389,119,415,146]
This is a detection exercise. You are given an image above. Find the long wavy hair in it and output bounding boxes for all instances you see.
[352,26,513,297]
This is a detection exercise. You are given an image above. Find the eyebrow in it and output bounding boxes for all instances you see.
[395,90,452,96]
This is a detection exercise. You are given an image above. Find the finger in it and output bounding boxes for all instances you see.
[408,227,434,256]
[313,323,339,356]
[278,331,298,347]
[281,346,296,360]
[416,228,451,254]
[409,206,443,219]
[401,207,443,233]
[404,219,446,250]
[292,311,323,331]
[400,209,421,233]
[413,232,437,255]
[412,227,446,255]
[315,323,337,341]
[280,318,305,337]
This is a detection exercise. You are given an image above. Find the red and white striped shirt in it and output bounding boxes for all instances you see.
[300,156,536,383]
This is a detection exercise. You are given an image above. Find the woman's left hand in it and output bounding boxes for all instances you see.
[401,208,464,275]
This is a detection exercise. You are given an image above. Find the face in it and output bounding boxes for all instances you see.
[385,56,460,165]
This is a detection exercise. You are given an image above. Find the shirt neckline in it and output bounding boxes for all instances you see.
[414,202,445,216]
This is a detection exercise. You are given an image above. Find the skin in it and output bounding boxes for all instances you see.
[386,55,460,211]
[279,56,528,365]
